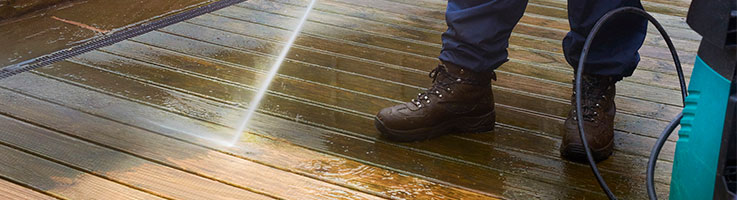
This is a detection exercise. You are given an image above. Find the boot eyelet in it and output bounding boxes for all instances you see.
[426,100,430,104]
[456,78,462,82]
[595,103,600,107]
[438,94,443,98]
[418,104,423,108]
[423,96,429,100]
[435,91,440,94]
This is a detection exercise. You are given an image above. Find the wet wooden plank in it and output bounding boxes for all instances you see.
[387,0,692,32]
[207,4,689,107]
[149,21,680,143]
[0,139,163,200]
[239,0,689,120]
[101,37,674,167]
[269,0,700,55]
[235,0,699,67]
[0,0,692,199]
[63,39,669,198]
[12,58,591,198]
[268,0,699,53]
[526,0,689,18]
[121,23,678,156]
[0,178,57,200]
[60,57,577,197]
[0,87,382,199]
[200,6,695,91]
[5,50,664,198]
[0,71,498,199]
[0,114,273,200]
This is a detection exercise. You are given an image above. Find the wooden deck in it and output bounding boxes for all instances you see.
[0,0,697,199]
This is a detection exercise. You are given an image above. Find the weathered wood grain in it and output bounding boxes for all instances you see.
[99,38,675,171]
[203,5,689,107]
[0,178,58,200]
[0,0,693,199]
[0,71,498,199]
[0,140,164,200]
[6,61,589,198]
[0,91,382,200]
[145,21,681,143]
[52,48,668,198]
[0,114,273,200]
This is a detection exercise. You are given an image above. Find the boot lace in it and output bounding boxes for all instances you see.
[573,77,610,122]
[411,65,455,108]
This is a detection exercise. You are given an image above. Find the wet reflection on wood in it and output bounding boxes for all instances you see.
[0,0,695,199]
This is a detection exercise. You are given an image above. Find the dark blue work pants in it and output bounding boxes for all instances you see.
[438,0,647,78]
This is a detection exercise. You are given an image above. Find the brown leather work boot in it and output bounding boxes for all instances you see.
[375,61,496,142]
[561,74,619,162]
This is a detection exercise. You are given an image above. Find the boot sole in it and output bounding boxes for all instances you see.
[375,110,495,142]
[560,136,614,163]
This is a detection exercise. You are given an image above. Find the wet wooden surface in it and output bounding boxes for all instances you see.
[0,0,696,199]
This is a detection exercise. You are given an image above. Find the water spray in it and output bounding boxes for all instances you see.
[228,0,317,146]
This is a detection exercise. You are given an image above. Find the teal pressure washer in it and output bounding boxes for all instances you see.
[574,0,736,199]
[669,0,736,199]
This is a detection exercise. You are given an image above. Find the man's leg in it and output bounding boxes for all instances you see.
[560,0,647,162]
[375,0,527,142]
[563,0,647,77]
[439,0,528,72]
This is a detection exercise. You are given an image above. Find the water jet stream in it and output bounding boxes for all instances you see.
[228,0,317,146]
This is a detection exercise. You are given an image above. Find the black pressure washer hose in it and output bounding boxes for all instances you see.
[575,7,688,200]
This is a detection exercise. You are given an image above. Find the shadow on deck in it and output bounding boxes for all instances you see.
[0,0,697,199]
